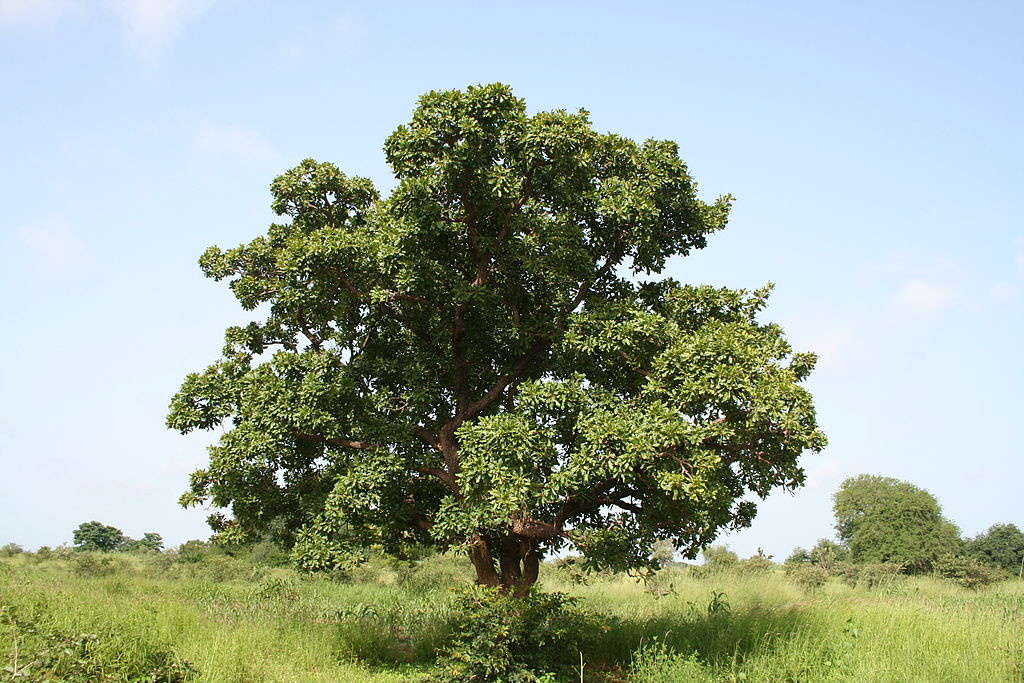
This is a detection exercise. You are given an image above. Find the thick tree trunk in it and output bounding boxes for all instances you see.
[467,534,539,597]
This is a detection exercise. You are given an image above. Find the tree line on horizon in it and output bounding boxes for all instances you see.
[4,474,1020,590]
[777,474,1023,588]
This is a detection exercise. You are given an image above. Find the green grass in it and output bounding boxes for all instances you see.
[2,553,1023,681]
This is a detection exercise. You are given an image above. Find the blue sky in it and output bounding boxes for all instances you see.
[1,0,1021,558]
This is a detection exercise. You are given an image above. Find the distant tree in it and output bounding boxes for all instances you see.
[833,475,960,573]
[738,548,774,574]
[964,524,1024,574]
[166,83,827,596]
[784,547,811,566]
[0,543,24,557]
[702,545,739,570]
[72,521,127,552]
[123,532,165,553]
[650,540,676,567]
[809,538,849,570]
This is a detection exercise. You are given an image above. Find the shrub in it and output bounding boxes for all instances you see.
[785,547,812,566]
[249,574,300,602]
[70,553,128,577]
[856,562,903,589]
[737,550,775,575]
[176,539,218,563]
[934,554,1002,590]
[809,539,849,571]
[0,543,24,557]
[0,604,196,681]
[437,587,602,682]
[831,561,860,587]
[786,564,829,592]
[630,639,711,682]
[702,545,739,570]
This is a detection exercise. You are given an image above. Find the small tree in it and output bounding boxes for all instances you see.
[72,521,127,552]
[0,543,24,557]
[702,545,739,571]
[123,532,165,553]
[809,538,848,571]
[964,524,1024,574]
[784,547,811,566]
[168,83,826,595]
[833,475,960,573]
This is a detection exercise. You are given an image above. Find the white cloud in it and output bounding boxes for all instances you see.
[107,0,214,58]
[1,1,214,56]
[894,279,956,314]
[0,0,71,26]
[18,226,88,268]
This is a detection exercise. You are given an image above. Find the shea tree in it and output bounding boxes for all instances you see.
[73,521,126,552]
[834,475,960,573]
[168,84,826,595]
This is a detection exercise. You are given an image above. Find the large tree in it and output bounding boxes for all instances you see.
[168,84,826,595]
[73,521,127,552]
[833,475,961,573]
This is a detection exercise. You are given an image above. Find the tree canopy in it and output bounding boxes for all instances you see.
[833,475,960,573]
[73,521,127,552]
[964,523,1024,574]
[167,83,826,594]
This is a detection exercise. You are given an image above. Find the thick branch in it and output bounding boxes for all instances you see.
[291,430,379,451]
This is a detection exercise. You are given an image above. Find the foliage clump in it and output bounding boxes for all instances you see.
[437,587,602,682]
[72,521,163,554]
[785,564,829,592]
[0,543,23,558]
[964,523,1024,575]
[933,554,1002,590]
[0,604,196,681]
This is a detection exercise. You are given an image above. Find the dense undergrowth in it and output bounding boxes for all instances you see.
[2,551,1023,681]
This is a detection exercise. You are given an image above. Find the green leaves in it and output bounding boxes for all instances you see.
[168,83,825,583]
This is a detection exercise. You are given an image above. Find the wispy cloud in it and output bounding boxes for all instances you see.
[894,279,957,314]
[18,225,89,269]
[107,0,214,59]
[0,1,214,57]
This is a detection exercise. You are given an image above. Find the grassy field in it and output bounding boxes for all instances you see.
[2,552,1023,682]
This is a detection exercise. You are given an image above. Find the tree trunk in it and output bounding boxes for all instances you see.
[467,534,539,597]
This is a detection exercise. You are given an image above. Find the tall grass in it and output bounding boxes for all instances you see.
[2,552,1022,681]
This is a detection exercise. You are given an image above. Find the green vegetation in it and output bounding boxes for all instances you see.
[3,550,1024,681]
[72,521,163,553]
[167,82,825,595]
[833,475,962,573]
[965,524,1024,575]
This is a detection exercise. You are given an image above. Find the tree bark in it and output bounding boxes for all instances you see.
[467,534,539,597]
